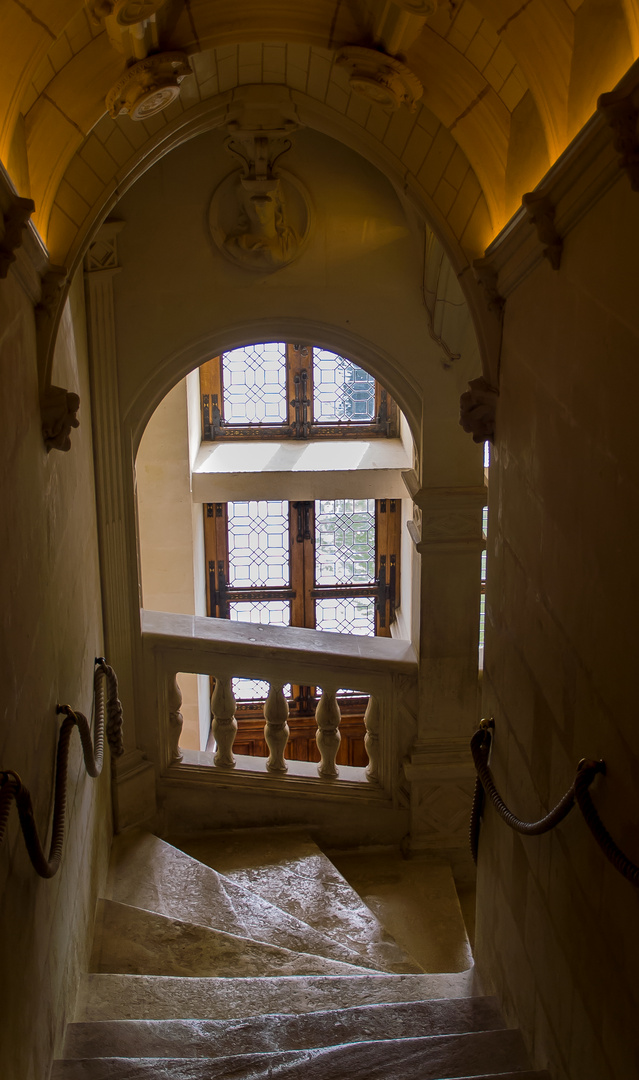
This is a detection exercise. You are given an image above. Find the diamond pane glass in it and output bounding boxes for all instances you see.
[313,350,376,422]
[315,596,375,636]
[315,499,375,585]
[222,343,287,424]
[232,678,293,702]
[317,686,368,699]
[229,600,291,626]
[227,501,289,587]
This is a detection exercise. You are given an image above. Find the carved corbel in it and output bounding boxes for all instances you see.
[36,265,70,432]
[36,265,68,355]
[472,258,505,321]
[522,191,562,270]
[336,47,423,111]
[0,196,35,279]
[106,52,191,120]
[86,0,167,25]
[459,376,498,443]
[41,385,80,453]
[598,88,639,191]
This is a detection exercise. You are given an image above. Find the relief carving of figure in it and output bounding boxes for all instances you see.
[210,171,310,274]
[225,182,298,270]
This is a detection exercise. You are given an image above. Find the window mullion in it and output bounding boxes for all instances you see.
[289,501,307,628]
[287,343,312,438]
[200,356,223,439]
[375,498,400,636]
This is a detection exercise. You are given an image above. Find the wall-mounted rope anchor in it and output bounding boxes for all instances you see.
[469,719,638,886]
[0,659,124,878]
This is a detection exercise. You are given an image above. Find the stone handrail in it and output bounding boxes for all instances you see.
[140,609,418,793]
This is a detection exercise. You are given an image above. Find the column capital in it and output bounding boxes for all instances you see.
[402,475,486,552]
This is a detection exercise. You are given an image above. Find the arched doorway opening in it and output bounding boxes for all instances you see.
[135,338,417,759]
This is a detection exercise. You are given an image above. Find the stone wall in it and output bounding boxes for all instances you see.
[136,380,201,749]
[476,173,639,1080]
[0,270,110,1079]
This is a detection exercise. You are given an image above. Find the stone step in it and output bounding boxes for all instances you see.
[90,900,374,979]
[76,971,480,1023]
[106,831,389,972]
[63,997,506,1058]
[328,849,473,973]
[170,828,417,972]
[51,1029,533,1078]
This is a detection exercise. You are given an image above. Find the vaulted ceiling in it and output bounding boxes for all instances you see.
[2,0,637,274]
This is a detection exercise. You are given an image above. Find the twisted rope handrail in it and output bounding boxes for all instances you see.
[470,718,639,886]
[0,658,123,879]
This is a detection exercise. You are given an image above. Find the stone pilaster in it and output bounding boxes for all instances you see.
[403,472,485,851]
[85,221,156,829]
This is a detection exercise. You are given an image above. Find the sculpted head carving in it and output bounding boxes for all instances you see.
[41,385,80,453]
[224,181,298,270]
[210,172,310,273]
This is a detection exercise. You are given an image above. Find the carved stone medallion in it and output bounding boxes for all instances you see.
[209,170,311,273]
[106,52,191,119]
[336,46,423,111]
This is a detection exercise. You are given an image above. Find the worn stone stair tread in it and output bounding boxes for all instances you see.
[50,1029,530,1078]
[170,828,419,971]
[90,899,375,979]
[106,831,386,972]
[77,972,480,1022]
[53,1067,548,1080]
[328,850,473,974]
[62,997,506,1058]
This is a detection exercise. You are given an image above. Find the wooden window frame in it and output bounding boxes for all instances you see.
[200,344,398,441]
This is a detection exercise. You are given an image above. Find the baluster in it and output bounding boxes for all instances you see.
[264,683,290,772]
[364,695,379,783]
[315,688,341,778]
[211,677,237,768]
[168,674,183,764]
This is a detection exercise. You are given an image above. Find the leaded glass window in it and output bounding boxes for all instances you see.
[222,344,288,424]
[313,350,376,422]
[227,501,289,588]
[204,499,399,637]
[200,344,396,440]
[315,499,376,585]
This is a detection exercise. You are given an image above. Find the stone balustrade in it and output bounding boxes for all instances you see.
[140,609,418,793]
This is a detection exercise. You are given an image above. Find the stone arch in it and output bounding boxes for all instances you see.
[49,80,497,392]
[127,317,423,458]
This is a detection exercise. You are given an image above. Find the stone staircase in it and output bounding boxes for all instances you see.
[53,828,549,1079]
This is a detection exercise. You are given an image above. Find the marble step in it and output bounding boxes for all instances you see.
[54,1068,548,1080]
[51,1029,533,1079]
[106,831,388,972]
[90,900,374,979]
[76,971,480,1022]
[171,828,418,972]
[63,997,506,1058]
